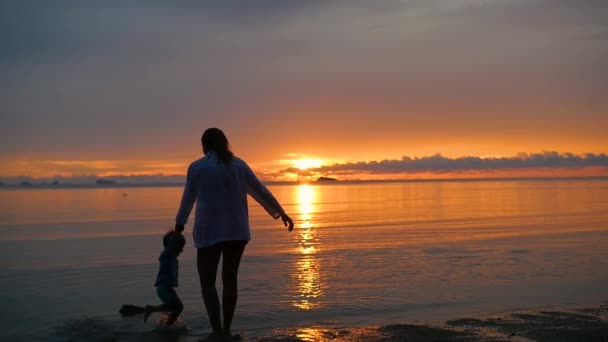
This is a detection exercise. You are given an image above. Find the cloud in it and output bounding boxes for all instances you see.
[0,174,186,186]
[284,152,608,177]
[2,152,607,185]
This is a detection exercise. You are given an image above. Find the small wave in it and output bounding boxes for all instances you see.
[509,249,531,254]
[52,316,191,342]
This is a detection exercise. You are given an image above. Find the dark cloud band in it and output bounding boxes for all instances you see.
[286,152,608,176]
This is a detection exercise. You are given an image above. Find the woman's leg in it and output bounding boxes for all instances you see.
[197,245,222,333]
[221,241,247,335]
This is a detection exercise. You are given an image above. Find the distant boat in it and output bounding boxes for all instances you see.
[316,176,338,182]
[96,179,117,185]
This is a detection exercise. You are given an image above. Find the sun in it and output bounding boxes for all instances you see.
[292,158,324,170]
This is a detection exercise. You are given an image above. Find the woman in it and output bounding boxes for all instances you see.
[174,127,293,339]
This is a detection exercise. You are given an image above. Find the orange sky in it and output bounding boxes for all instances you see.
[1,1,607,182]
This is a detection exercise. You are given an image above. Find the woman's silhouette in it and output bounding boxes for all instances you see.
[175,127,293,339]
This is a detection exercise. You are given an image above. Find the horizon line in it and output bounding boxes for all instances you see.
[2,175,608,189]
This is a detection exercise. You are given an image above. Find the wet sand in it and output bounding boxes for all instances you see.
[49,303,608,341]
[259,303,608,341]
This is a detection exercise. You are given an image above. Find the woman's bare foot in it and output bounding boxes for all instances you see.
[222,330,243,341]
[198,331,222,341]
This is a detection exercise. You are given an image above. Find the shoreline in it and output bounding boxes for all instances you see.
[256,302,608,341]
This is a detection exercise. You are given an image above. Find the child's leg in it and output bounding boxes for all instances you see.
[165,291,184,325]
[147,286,180,324]
[143,304,171,322]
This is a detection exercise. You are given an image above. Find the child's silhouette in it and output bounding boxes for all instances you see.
[144,231,186,325]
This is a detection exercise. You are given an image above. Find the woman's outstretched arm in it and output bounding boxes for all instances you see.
[243,162,293,231]
[280,212,294,231]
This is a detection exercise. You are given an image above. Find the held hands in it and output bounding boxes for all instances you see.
[281,213,294,231]
[174,224,185,233]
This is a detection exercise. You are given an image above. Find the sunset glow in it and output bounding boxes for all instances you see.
[1,1,606,184]
[292,158,324,171]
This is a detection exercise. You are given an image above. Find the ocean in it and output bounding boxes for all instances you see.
[1,179,607,341]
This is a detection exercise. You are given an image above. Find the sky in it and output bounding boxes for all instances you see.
[1,0,607,182]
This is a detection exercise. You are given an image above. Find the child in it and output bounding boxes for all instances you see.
[144,230,186,325]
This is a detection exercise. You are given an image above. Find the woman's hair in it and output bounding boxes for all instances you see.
[201,127,234,165]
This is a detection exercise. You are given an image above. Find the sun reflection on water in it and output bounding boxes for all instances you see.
[291,184,324,310]
[295,327,334,341]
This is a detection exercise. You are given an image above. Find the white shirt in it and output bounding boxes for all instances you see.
[176,152,284,248]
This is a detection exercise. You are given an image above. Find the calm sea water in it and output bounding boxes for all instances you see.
[1,180,607,341]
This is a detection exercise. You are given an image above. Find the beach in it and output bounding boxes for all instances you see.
[1,180,607,341]
[53,303,608,341]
